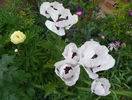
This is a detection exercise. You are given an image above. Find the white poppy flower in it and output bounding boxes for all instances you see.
[62,43,79,62]
[91,78,111,96]
[40,2,51,18]
[54,59,80,86]
[79,40,115,79]
[40,1,78,36]
[45,20,65,36]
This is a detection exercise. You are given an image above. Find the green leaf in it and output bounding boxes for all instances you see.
[112,90,132,98]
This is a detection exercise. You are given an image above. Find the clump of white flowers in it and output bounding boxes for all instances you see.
[54,40,115,96]
[40,1,78,36]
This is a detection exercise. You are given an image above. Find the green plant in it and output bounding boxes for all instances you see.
[0,0,132,100]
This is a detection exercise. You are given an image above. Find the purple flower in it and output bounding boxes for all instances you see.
[108,41,121,51]
[114,41,121,47]
[129,10,132,16]
[76,9,84,16]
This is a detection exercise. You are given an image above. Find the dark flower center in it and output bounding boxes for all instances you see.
[72,52,77,58]
[57,14,68,22]
[50,6,57,10]
[64,66,72,74]
[57,18,66,22]
[97,65,101,67]
[45,11,49,14]
[101,84,104,87]
[55,26,60,30]
[91,54,98,59]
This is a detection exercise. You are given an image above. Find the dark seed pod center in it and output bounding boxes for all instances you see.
[72,52,77,58]
[55,26,60,30]
[45,11,49,14]
[64,66,72,74]
[91,54,98,59]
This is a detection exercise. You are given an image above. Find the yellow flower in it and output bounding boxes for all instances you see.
[10,31,26,44]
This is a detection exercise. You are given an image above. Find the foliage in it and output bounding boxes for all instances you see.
[0,54,33,100]
[0,0,132,100]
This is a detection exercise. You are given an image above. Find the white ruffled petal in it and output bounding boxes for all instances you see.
[83,40,100,50]
[79,41,98,68]
[47,2,65,22]
[68,14,78,26]
[62,43,79,62]
[79,49,95,68]
[45,20,65,36]
[92,55,115,73]
[50,1,64,12]
[83,67,98,79]
[40,2,51,18]
[92,83,106,95]
[47,7,60,22]
[95,45,109,56]
[65,15,78,30]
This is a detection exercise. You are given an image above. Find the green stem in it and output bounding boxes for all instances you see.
[33,84,132,98]
[112,90,132,98]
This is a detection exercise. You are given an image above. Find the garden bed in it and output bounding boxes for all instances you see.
[0,0,132,100]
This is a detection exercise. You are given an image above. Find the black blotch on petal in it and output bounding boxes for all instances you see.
[101,84,104,87]
[57,18,66,22]
[57,68,59,72]
[50,6,54,8]
[50,5,57,10]
[97,65,101,67]
[56,26,60,30]
[72,52,77,58]
[64,66,72,74]
[53,8,57,10]
[91,54,98,59]
[45,11,49,14]
[66,16,68,20]
[58,14,61,18]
